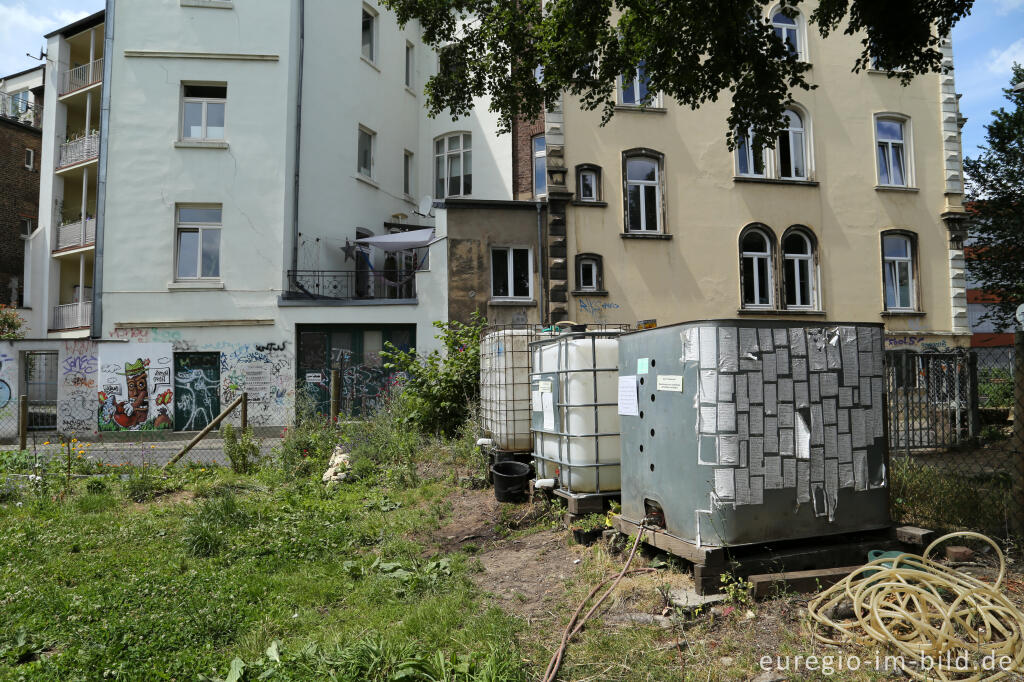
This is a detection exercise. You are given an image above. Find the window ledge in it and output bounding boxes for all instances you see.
[355,174,379,189]
[175,140,229,149]
[737,308,826,316]
[621,232,672,240]
[488,298,537,307]
[614,105,666,114]
[360,56,380,73]
[881,310,926,317]
[168,281,225,290]
[572,199,607,207]
[875,185,919,193]
[571,289,608,297]
[734,176,819,187]
[180,0,233,7]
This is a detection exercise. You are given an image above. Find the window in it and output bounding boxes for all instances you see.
[782,228,817,308]
[405,42,414,87]
[736,128,767,177]
[740,225,774,308]
[575,254,603,292]
[434,132,472,198]
[533,135,546,197]
[876,116,909,187]
[403,150,414,195]
[361,7,376,62]
[576,164,601,202]
[357,126,375,177]
[777,109,806,179]
[24,148,34,171]
[491,247,532,299]
[623,152,662,232]
[771,10,801,59]
[182,84,226,141]
[882,233,916,311]
[176,205,222,280]
[618,62,658,107]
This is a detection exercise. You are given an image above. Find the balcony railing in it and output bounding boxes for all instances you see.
[55,218,96,251]
[58,134,100,169]
[59,58,103,96]
[0,94,42,129]
[286,270,416,301]
[52,300,92,330]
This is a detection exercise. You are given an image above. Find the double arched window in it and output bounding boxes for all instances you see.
[739,224,820,310]
[736,106,812,181]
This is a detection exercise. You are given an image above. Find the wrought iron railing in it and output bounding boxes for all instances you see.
[52,300,92,330]
[286,270,416,301]
[55,218,96,251]
[58,134,100,168]
[0,94,42,128]
[58,58,103,96]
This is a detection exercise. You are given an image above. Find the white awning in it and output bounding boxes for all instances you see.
[354,228,435,252]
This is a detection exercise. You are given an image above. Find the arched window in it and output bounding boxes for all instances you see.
[777,109,806,180]
[740,225,775,308]
[771,10,801,58]
[875,115,910,187]
[434,132,472,198]
[882,231,917,311]
[782,227,817,308]
[622,150,664,233]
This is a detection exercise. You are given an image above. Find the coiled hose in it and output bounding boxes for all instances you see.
[807,531,1024,680]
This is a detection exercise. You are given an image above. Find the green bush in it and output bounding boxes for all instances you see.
[382,312,486,437]
[221,423,262,474]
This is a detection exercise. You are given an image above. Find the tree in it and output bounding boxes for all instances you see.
[382,0,973,147]
[963,64,1024,331]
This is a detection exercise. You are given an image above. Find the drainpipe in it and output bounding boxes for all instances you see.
[290,0,305,278]
[536,201,545,325]
[91,0,115,338]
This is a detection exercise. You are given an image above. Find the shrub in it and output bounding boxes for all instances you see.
[221,423,262,474]
[382,312,486,437]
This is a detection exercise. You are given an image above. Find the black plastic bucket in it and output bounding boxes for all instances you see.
[491,461,531,503]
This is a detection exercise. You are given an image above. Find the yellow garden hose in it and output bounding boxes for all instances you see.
[807,532,1024,681]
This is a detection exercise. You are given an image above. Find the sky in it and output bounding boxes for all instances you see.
[1,0,1022,161]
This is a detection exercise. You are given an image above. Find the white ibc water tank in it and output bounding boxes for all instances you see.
[480,327,550,451]
[532,333,622,493]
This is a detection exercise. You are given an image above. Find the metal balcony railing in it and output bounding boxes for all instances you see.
[58,58,103,96]
[286,270,417,301]
[58,134,100,169]
[55,218,96,251]
[52,300,92,330]
[0,94,42,128]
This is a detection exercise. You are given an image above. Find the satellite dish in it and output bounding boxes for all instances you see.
[416,195,434,218]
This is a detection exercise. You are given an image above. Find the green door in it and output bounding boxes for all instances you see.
[173,352,221,431]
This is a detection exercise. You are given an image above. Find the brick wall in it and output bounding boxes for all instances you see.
[511,114,545,200]
[0,119,41,306]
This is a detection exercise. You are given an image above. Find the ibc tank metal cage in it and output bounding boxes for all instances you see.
[530,328,627,500]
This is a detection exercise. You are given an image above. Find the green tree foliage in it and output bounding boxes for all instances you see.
[382,0,973,147]
[382,312,486,437]
[963,64,1024,331]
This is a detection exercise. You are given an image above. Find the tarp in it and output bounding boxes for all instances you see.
[354,228,435,252]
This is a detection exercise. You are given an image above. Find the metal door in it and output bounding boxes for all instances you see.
[24,351,58,431]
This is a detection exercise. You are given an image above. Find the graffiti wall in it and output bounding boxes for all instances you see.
[97,343,174,431]
[58,340,99,435]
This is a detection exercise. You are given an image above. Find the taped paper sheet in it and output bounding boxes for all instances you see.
[617,376,639,416]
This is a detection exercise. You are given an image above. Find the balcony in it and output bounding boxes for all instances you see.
[54,218,96,252]
[52,300,92,331]
[285,270,416,302]
[58,134,99,169]
[0,94,42,129]
[59,58,103,97]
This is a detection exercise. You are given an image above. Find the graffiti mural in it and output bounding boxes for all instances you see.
[98,343,174,431]
[174,353,221,431]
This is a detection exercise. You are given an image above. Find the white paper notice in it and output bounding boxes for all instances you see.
[531,390,542,412]
[617,375,639,416]
[542,392,555,431]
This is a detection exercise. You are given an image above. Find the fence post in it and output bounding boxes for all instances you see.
[240,392,248,431]
[329,368,340,420]
[18,395,27,451]
[1013,331,1024,538]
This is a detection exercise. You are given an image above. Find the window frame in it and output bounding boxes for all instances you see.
[874,114,912,188]
[575,163,602,202]
[24,148,34,171]
[180,83,227,142]
[361,5,378,64]
[357,125,376,179]
[532,134,546,198]
[739,224,777,310]
[781,226,819,310]
[490,245,533,301]
[621,148,665,234]
[769,5,808,62]
[433,132,472,198]
[175,204,223,282]
[881,230,918,312]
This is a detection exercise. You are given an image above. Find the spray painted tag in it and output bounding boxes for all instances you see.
[656,375,683,392]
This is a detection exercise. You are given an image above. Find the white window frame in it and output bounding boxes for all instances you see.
[434,132,472,198]
[361,5,378,64]
[24,148,34,171]
[741,227,775,309]
[617,64,661,107]
[533,135,546,198]
[405,41,414,88]
[175,205,222,281]
[403,149,414,196]
[769,6,807,61]
[357,125,375,179]
[882,233,916,311]
[578,257,599,292]
[490,246,533,300]
[782,229,817,309]
[180,84,227,142]
[624,154,663,233]
[874,114,912,187]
